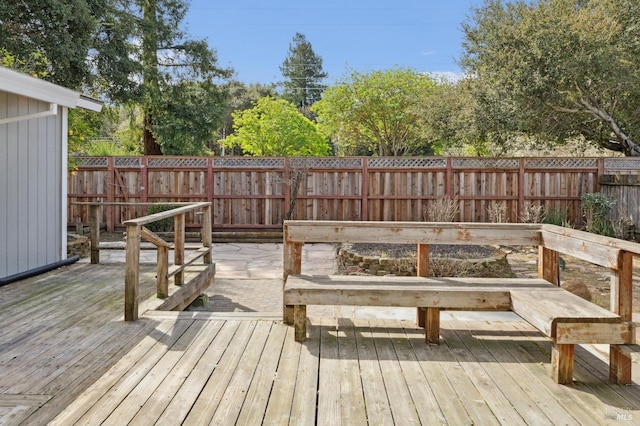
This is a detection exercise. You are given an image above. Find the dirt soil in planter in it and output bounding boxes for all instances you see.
[338,243,513,278]
[340,243,640,312]
[344,243,497,260]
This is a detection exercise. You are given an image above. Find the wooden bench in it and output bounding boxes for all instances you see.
[284,274,627,384]
[282,220,640,385]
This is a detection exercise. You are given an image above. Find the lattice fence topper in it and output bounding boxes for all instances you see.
[147,157,207,168]
[290,157,363,169]
[114,157,141,168]
[453,158,519,169]
[605,157,640,170]
[213,157,285,168]
[77,157,108,167]
[526,158,597,169]
[368,157,446,168]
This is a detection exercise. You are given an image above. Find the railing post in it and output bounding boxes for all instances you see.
[157,245,169,298]
[90,204,101,264]
[174,213,185,285]
[202,204,212,264]
[124,223,141,321]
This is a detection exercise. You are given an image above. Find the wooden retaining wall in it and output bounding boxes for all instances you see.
[68,156,640,232]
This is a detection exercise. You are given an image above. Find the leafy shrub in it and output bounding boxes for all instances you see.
[543,206,571,228]
[581,193,615,236]
[145,205,175,232]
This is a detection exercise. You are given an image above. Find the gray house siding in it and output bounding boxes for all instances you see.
[0,92,63,278]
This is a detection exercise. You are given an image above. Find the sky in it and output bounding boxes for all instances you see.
[184,0,484,86]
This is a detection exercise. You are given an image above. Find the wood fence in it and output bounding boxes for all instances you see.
[67,156,640,232]
[600,174,640,239]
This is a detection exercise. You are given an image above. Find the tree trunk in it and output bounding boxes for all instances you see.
[580,97,640,156]
[143,110,162,155]
[142,0,162,156]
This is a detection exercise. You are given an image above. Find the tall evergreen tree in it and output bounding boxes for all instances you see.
[280,33,327,110]
[138,0,231,155]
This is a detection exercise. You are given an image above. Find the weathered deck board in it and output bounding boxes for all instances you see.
[383,319,446,425]
[153,320,242,425]
[353,321,395,425]
[287,317,320,426]
[2,263,640,425]
[316,317,342,426]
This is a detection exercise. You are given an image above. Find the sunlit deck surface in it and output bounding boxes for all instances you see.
[2,261,640,425]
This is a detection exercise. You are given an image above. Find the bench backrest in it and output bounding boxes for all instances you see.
[284,221,542,246]
[284,220,640,267]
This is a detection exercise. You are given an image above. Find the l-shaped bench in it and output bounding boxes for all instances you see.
[282,221,640,385]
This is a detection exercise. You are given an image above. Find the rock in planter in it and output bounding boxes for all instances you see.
[561,278,592,301]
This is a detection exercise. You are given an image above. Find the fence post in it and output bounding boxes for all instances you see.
[361,158,368,221]
[445,157,453,199]
[284,157,291,221]
[202,204,212,264]
[207,157,214,219]
[596,157,605,192]
[124,223,141,321]
[140,156,148,215]
[518,158,526,222]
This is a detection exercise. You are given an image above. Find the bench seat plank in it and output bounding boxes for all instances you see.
[510,289,621,339]
[284,275,554,311]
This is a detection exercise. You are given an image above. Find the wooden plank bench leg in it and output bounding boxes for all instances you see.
[284,305,295,325]
[610,345,632,384]
[551,343,574,384]
[294,305,307,342]
[425,308,440,344]
[416,307,425,328]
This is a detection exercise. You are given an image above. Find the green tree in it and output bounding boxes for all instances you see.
[220,97,330,156]
[461,0,640,156]
[280,33,327,111]
[419,78,492,156]
[218,81,278,154]
[153,80,227,155]
[138,0,231,155]
[1,0,231,156]
[0,0,95,88]
[313,68,436,156]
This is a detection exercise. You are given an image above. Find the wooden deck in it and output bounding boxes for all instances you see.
[2,263,640,425]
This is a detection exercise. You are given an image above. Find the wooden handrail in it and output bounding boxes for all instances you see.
[123,202,212,321]
[71,201,197,264]
[122,202,211,227]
